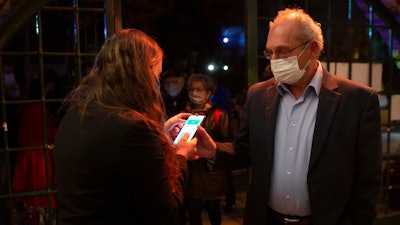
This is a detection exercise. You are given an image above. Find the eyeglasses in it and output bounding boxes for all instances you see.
[263,40,311,60]
[188,87,206,92]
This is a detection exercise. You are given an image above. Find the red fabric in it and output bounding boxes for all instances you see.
[214,108,220,132]
[13,103,57,210]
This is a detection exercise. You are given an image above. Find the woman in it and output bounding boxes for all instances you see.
[54,29,216,225]
[183,73,232,225]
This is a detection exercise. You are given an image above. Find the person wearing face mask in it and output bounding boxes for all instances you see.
[215,8,382,225]
[161,70,188,119]
[183,73,233,225]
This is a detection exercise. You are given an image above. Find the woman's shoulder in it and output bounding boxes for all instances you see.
[59,109,160,151]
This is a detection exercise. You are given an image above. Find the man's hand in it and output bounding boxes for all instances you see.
[193,126,216,159]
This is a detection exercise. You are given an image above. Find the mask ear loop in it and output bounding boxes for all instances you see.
[297,41,311,58]
[300,58,311,71]
[298,41,312,70]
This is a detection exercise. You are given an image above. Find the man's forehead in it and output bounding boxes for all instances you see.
[267,22,301,46]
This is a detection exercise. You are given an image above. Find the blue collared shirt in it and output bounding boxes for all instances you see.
[268,61,323,216]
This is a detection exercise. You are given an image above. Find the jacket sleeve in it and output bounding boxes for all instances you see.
[348,90,382,225]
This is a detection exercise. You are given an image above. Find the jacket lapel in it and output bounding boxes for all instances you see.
[308,69,341,171]
[265,81,280,169]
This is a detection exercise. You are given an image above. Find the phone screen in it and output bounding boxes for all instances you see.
[173,115,205,145]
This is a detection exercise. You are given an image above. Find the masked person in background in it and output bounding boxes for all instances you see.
[161,70,188,119]
[183,73,232,225]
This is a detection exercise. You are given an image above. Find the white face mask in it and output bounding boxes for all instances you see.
[165,84,181,97]
[189,91,208,105]
[270,44,311,85]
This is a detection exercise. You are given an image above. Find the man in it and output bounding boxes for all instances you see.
[161,70,188,118]
[217,8,382,225]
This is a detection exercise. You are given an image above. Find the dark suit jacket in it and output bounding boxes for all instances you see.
[54,108,188,225]
[218,67,382,225]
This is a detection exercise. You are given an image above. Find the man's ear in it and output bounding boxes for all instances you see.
[309,40,320,58]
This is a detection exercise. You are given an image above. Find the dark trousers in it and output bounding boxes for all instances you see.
[187,198,222,225]
[225,170,236,206]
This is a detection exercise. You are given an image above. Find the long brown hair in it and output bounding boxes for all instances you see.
[65,28,180,191]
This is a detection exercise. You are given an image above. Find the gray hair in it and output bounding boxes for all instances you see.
[186,73,216,94]
[269,8,324,54]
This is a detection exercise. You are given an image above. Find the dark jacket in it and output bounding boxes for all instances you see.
[217,67,382,225]
[186,106,232,199]
[54,108,188,225]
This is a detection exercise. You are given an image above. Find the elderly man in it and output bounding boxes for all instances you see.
[217,8,382,225]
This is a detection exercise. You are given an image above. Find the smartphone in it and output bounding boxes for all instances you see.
[173,114,205,145]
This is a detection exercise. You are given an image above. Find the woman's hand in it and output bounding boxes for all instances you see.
[175,132,198,160]
[193,126,216,159]
[164,113,191,138]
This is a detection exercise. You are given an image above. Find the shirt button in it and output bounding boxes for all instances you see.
[286,171,291,175]
[292,123,296,127]
[286,195,291,200]
[288,146,294,151]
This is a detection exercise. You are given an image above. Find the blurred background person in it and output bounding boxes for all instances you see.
[0,61,20,225]
[3,62,21,100]
[183,73,232,225]
[161,69,188,119]
[1,61,20,148]
[13,74,58,225]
